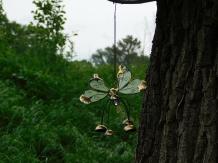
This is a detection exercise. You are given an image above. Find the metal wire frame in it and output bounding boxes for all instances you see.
[99,97,131,127]
[100,99,111,125]
[120,98,131,121]
[97,3,135,129]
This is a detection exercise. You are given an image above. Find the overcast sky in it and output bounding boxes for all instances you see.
[3,0,156,60]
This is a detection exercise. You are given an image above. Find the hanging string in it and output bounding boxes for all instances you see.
[113,3,117,83]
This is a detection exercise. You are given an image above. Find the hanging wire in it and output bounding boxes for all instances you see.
[113,3,117,84]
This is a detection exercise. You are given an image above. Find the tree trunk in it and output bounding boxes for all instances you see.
[136,0,218,162]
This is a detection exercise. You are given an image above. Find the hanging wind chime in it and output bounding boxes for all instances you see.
[80,3,147,136]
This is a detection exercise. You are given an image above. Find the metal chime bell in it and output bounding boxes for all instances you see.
[95,124,107,132]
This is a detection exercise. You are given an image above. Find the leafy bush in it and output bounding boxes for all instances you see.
[0,3,149,161]
[0,50,149,162]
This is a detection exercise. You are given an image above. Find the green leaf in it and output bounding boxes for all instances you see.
[89,79,109,92]
[118,71,131,90]
[119,79,141,94]
[84,90,107,103]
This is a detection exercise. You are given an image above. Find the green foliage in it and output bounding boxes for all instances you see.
[0,0,4,16]
[91,35,149,66]
[32,0,66,55]
[0,54,146,162]
[0,43,148,162]
[0,2,150,162]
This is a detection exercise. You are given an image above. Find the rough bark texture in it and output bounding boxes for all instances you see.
[136,0,218,162]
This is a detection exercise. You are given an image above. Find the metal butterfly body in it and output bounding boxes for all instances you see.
[80,65,146,105]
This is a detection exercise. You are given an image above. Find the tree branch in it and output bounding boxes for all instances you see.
[108,0,155,4]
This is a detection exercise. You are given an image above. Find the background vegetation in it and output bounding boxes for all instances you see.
[0,0,149,162]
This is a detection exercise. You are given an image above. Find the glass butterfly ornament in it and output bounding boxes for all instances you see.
[80,65,147,136]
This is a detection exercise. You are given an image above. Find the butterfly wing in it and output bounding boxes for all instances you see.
[84,90,107,103]
[90,79,109,92]
[117,71,131,90]
[119,79,141,94]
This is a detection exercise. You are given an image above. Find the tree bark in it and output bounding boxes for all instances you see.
[136,0,218,162]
